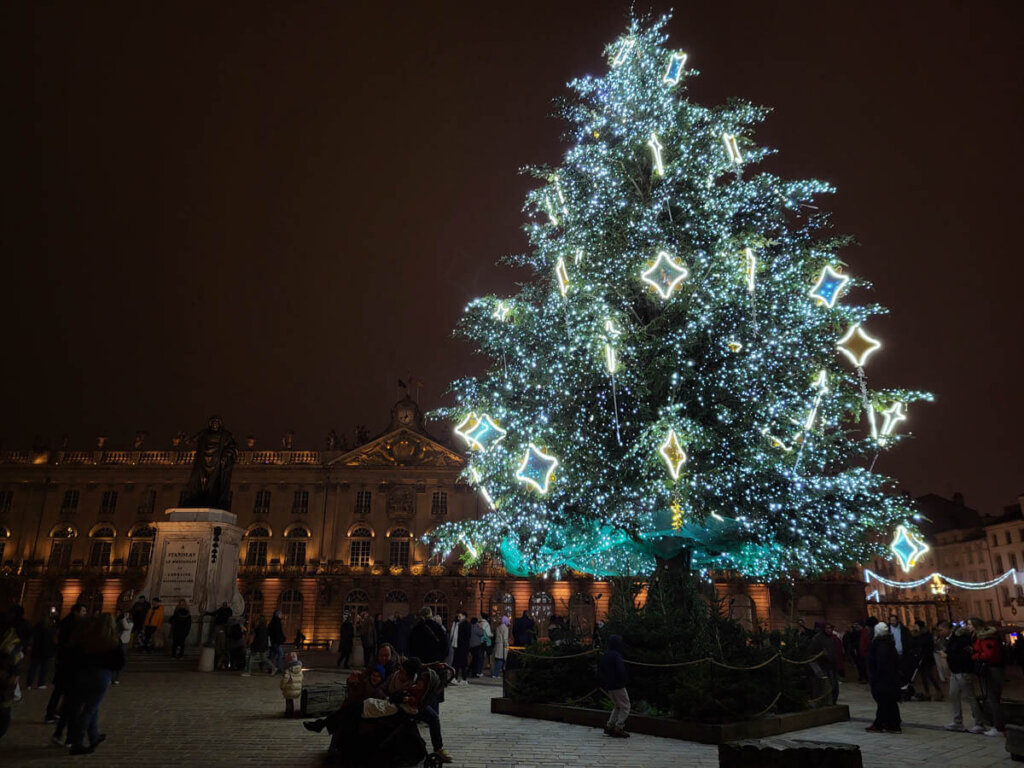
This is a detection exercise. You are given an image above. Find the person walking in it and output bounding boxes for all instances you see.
[129,596,149,648]
[971,618,1006,736]
[141,598,164,653]
[492,616,510,678]
[336,613,354,669]
[810,622,840,705]
[169,600,192,659]
[911,620,942,700]
[409,607,448,665]
[65,614,125,755]
[243,614,273,675]
[45,603,87,726]
[598,634,630,738]
[268,610,286,673]
[866,622,901,733]
[943,621,988,732]
[357,611,376,663]
[453,613,471,684]
[469,617,485,678]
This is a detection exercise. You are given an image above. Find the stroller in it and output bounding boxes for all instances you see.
[899,650,924,701]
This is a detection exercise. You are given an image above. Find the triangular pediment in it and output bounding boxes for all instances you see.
[328,428,465,469]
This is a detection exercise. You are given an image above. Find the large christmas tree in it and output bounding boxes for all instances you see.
[432,16,929,581]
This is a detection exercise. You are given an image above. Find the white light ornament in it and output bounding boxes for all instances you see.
[515,443,559,494]
[664,52,687,85]
[865,568,1018,592]
[809,266,850,308]
[659,429,688,480]
[723,133,743,165]
[761,426,792,453]
[641,251,689,299]
[461,414,507,452]
[555,257,571,297]
[647,133,665,177]
[612,37,635,67]
[743,248,756,293]
[603,319,622,374]
[801,370,829,434]
[837,324,882,368]
[880,402,907,441]
[890,525,929,573]
[454,413,481,447]
[493,301,511,322]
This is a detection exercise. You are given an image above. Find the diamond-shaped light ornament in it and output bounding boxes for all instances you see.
[515,443,559,494]
[880,402,907,439]
[809,266,850,308]
[454,413,481,447]
[837,324,882,368]
[642,251,689,299]
[464,414,507,452]
[890,525,929,573]
[664,51,687,85]
[659,429,688,480]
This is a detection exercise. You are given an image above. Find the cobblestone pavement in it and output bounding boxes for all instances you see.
[1,651,1015,767]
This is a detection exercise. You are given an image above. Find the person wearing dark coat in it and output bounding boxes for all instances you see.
[64,613,126,754]
[866,622,901,733]
[513,610,535,646]
[27,614,57,689]
[810,623,840,705]
[169,600,193,658]
[911,620,943,701]
[268,610,286,673]
[130,596,150,646]
[598,634,630,737]
[336,614,354,668]
[409,607,448,664]
[452,613,471,683]
[45,604,87,727]
[944,622,987,731]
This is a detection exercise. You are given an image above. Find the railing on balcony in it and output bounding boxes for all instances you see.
[5,448,326,467]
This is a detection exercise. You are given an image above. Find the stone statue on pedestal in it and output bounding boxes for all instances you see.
[181,416,237,509]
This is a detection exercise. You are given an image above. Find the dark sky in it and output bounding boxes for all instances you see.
[2,2,1022,515]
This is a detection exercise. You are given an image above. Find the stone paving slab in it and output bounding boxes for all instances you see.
[0,652,1013,767]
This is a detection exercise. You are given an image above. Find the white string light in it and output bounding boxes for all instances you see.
[864,568,1017,592]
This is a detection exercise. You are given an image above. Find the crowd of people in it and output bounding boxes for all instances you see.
[838,613,1011,737]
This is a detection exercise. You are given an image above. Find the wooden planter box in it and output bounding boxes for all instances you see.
[490,697,849,745]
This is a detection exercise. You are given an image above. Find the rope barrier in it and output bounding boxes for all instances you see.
[508,647,823,670]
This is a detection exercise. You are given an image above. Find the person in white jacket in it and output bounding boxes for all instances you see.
[491,616,510,678]
[112,613,133,685]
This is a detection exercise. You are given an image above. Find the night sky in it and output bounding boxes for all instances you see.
[3,3,1022,516]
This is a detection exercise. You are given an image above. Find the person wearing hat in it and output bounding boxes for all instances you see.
[280,651,303,717]
[866,622,901,733]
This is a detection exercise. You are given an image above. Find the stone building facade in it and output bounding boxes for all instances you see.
[0,397,865,641]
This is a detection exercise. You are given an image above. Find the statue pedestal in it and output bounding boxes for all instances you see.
[142,508,244,623]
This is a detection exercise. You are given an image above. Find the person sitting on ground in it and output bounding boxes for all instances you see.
[280,652,303,718]
[374,642,401,680]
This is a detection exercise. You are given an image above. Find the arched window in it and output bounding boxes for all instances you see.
[345,589,369,618]
[245,526,271,567]
[279,589,303,640]
[244,588,264,620]
[284,526,310,568]
[388,528,411,567]
[78,588,103,615]
[349,527,372,567]
[728,593,755,630]
[127,525,156,567]
[422,590,448,627]
[48,525,77,571]
[530,591,554,639]
[569,592,595,638]
[490,591,515,619]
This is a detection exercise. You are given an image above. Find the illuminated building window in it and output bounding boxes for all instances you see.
[389,528,411,567]
[431,491,448,516]
[254,490,272,515]
[292,490,309,515]
[279,589,304,639]
[423,590,448,626]
[48,524,77,570]
[355,491,372,515]
[127,525,155,567]
[345,589,369,618]
[88,526,115,567]
[284,526,309,567]
[349,527,372,567]
[137,489,157,516]
[245,526,270,567]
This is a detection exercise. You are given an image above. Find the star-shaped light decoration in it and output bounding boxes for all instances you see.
[664,51,687,84]
[647,132,665,176]
[612,37,635,67]
[515,443,559,494]
[641,251,689,299]
[837,324,882,368]
[809,265,850,308]
[493,301,510,322]
[463,414,507,452]
[453,413,481,447]
[890,524,929,573]
[555,257,571,297]
[880,402,907,440]
[659,429,687,480]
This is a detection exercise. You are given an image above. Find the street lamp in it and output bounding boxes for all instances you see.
[930,574,953,623]
[478,579,486,618]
